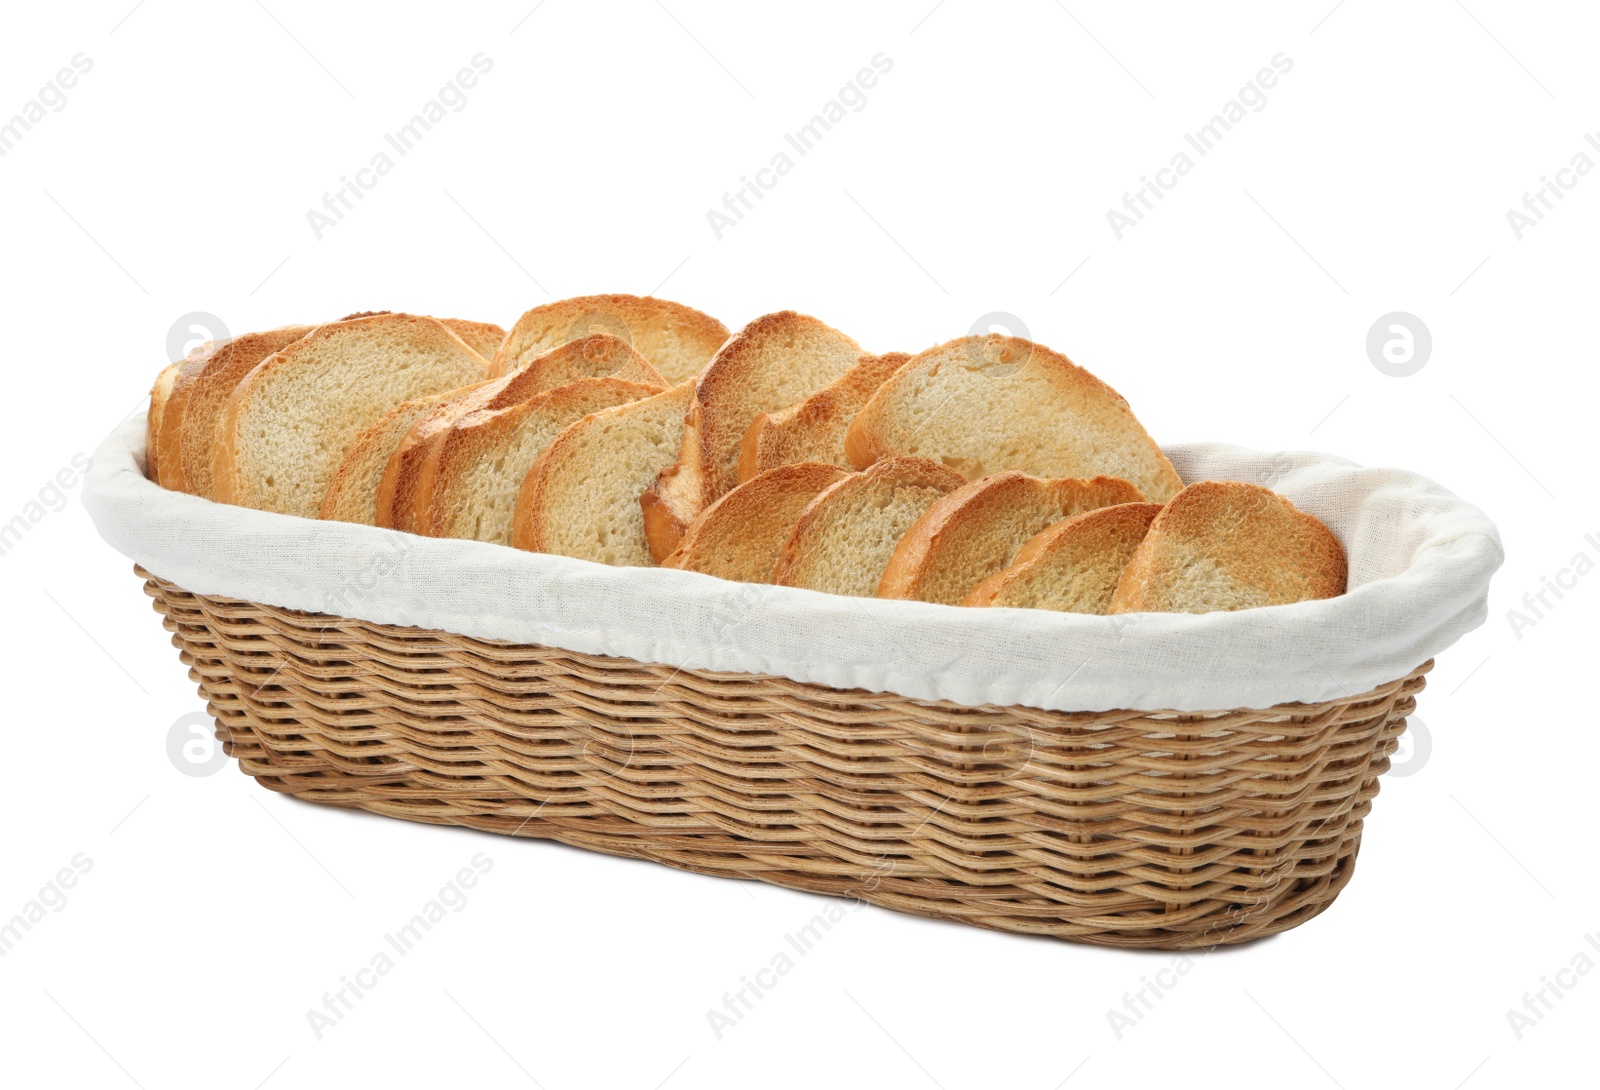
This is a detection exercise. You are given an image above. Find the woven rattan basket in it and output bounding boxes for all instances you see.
[139,564,1426,949]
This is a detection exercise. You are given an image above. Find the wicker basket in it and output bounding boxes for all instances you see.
[139,564,1425,949]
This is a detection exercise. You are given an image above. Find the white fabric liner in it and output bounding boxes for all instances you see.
[87,416,1502,713]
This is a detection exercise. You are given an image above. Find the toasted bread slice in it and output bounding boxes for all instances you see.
[642,311,863,562]
[376,335,664,531]
[1109,482,1347,613]
[501,332,664,393]
[772,457,966,597]
[964,502,1162,612]
[878,472,1146,604]
[417,377,664,544]
[737,351,910,483]
[439,319,506,363]
[494,294,729,385]
[320,391,463,525]
[212,314,492,516]
[512,382,696,566]
[374,379,502,531]
[146,361,181,483]
[156,325,316,496]
[661,462,852,583]
[340,311,505,365]
[845,334,1183,503]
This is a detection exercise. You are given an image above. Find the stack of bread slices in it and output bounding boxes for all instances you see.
[147,297,1346,615]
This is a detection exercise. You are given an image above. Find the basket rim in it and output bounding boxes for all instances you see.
[139,564,1433,719]
[90,415,1500,715]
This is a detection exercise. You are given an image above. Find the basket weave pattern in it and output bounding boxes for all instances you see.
[140,567,1425,949]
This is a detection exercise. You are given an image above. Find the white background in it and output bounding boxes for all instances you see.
[2,1,1595,1087]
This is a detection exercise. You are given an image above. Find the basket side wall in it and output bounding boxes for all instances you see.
[140,568,1422,949]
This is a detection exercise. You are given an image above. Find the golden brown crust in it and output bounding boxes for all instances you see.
[374,381,500,531]
[877,473,1146,603]
[771,457,966,593]
[438,319,507,364]
[493,333,663,399]
[737,351,910,483]
[693,311,860,498]
[339,312,503,366]
[843,334,1183,501]
[319,391,460,524]
[158,325,316,495]
[841,407,876,470]
[661,462,852,582]
[408,409,480,538]
[414,377,664,540]
[212,314,490,513]
[647,311,861,559]
[512,382,696,562]
[963,502,1162,610]
[1109,481,1347,613]
[639,403,704,562]
[146,362,181,483]
[400,337,663,531]
[493,294,729,385]
[209,393,245,506]
[367,336,657,531]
